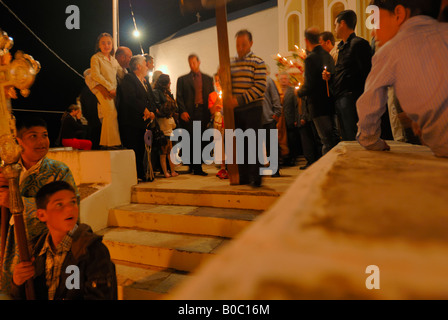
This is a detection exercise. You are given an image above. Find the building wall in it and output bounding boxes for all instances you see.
[279,0,372,53]
[149,6,279,95]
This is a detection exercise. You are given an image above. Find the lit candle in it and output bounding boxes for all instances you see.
[324,66,329,97]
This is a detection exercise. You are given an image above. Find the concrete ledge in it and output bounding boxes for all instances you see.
[47,150,137,231]
[168,142,448,299]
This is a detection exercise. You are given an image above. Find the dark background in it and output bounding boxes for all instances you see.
[0,0,270,144]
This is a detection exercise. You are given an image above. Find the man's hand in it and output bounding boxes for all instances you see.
[229,97,239,109]
[95,85,113,100]
[13,260,35,286]
[181,112,190,122]
[143,108,155,121]
[300,119,306,126]
[322,69,331,81]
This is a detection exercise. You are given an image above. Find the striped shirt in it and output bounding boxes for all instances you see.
[39,224,78,300]
[356,16,448,157]
[230,51,267,106]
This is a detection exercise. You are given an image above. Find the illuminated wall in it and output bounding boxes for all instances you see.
[278,0,372,54]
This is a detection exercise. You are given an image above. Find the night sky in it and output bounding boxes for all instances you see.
[0,0,270,143]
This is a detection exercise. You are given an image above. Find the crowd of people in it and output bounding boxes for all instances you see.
[0,0,447,299]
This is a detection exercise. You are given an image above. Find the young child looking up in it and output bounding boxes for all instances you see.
[90,33,123,149]
[153,74,179,178]
[0,116,78,292]
[10,181,117,300]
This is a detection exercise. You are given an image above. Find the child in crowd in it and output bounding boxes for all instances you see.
[90,33,123,149]
[208,73,227,179]
[57,104,92,150]
[10,181,117,300]
[153,74,179,178]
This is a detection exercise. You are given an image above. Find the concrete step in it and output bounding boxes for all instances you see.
[108,204,261,238]
[99,227,229,272]
[131,185,281,210]
[115,260,190,300]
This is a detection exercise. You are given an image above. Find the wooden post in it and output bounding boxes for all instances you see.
[215,0,239,185]
[0,207,9,273]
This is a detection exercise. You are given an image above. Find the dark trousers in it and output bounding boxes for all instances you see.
[335,93,359,141]
[313,115,340,155]
[262,121,279,175]
[234,101,263,185]
[299,121,322,165]
[180,106,207,173]
[120,125,146,180]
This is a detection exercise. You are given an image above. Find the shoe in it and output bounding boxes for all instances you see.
[218,170,229,179]
[194,170,208,176]
[216,169,226,177]
[251,177,262,188]
[271,171,281,177]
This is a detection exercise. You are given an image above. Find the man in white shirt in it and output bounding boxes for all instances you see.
[356,0,447,157]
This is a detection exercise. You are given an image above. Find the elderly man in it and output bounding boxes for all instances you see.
[118,55,157,181]
[115,46,133,78]
[229,29,267,187]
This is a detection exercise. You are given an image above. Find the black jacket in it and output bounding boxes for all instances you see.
[10,224,117,300]
[332,33,372,99]
[118,72,158,130]
[298,45,336,118]
[176,71,214,126]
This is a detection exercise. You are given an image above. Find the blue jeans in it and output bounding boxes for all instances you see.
[312,115,340,155]
[335,93,359,141]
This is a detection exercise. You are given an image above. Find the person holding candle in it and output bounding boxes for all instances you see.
[297,27,340,156]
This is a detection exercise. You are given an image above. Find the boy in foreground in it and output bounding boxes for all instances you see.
[0,116,79,291]
[10,181,117,300]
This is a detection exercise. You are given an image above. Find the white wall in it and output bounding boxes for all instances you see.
[47,150,137,231]
[149,6,279,95]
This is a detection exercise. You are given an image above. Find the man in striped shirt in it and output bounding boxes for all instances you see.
[229,29,267,187]
[357,0,447,157]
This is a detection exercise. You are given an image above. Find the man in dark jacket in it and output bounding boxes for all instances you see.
[117,55,157,181]
[176,54,214,176]
[323,10,372,141]
[10,181,117,300]
[298,27,340,155]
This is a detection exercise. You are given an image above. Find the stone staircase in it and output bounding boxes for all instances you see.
[97,164,298,300]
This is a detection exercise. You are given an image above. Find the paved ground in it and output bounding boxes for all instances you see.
[137,158,308,194]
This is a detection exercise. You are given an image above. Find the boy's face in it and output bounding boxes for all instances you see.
[373,8,401,47]
[37,190,79,237]
[17,126,49,164]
